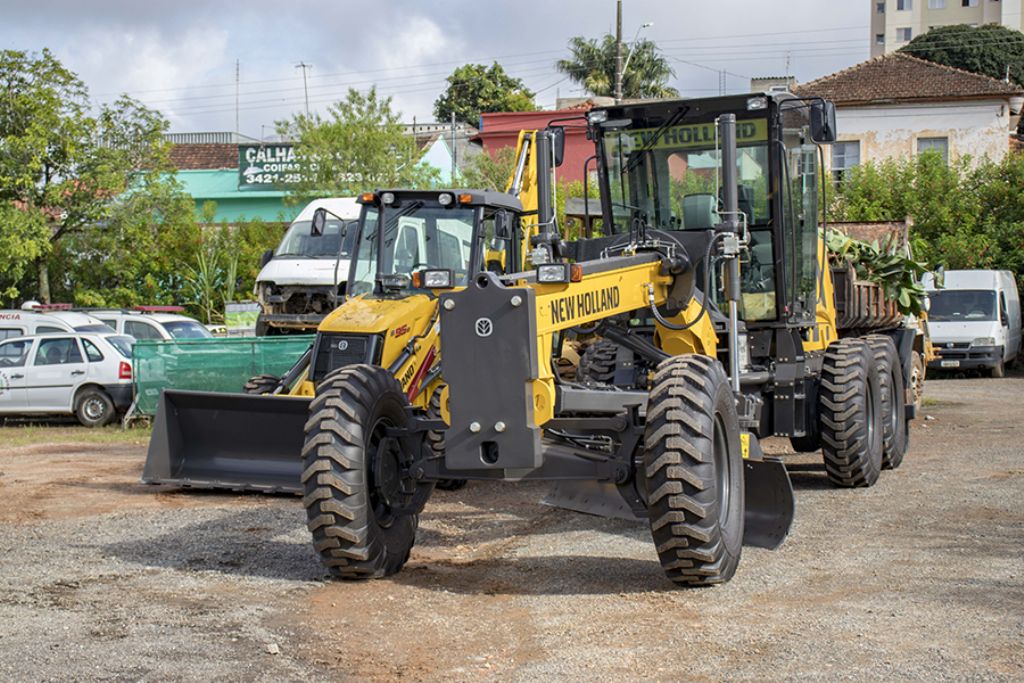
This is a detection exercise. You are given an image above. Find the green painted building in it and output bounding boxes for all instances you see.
[166,133,301,224]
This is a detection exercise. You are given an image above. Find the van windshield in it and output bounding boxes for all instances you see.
[928,289,996,322]
[275,218,357,259]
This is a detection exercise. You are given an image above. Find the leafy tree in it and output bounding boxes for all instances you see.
[278,87,439,205]
[900,24,1024,88]
[830,151,1024,299]
[458,146,518,191]
[556,35,678,99]
[433,63,536,127]
[0,49,175,303]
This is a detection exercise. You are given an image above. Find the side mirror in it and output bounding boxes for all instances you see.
[259,249,274,268]
[494,211,513,239]
[311,207,327,236]
[809,101,837,144]
[549,126,565,167]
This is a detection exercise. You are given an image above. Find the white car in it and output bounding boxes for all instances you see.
[91,309,212,341]
[0,309,114,340]
[0,332,135,426]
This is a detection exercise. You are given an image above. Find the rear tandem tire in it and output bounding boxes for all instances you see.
[643,355,744,586]
[866,336,909,470]
[301,365,424,579]
[819,338,884,487]
[243,374,281,395]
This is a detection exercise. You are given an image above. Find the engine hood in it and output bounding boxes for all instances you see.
[256,258,349,287]
[322,293,436,336]
[928,320,1001,344]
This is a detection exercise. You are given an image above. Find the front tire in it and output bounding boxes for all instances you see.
[819,339,884,487]
[75,388,115,427]
[643,355,744,586]
[575,339,619,385]
[302,365,427,579]
[991,353,1006,378]
[427,388,467,492]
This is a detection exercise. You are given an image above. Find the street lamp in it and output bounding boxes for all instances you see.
[618,22,651,80]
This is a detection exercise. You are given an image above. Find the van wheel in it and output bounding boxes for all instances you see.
[75,388,115,427]
[991,354,1005,379]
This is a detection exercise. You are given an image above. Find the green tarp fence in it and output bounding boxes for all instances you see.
[132,336,315,416]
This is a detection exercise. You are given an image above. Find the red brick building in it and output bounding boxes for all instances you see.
[472,108,594,184]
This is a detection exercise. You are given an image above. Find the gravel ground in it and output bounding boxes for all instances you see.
[0,376,1021,681]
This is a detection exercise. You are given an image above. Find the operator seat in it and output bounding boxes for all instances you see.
[681,194,719,230]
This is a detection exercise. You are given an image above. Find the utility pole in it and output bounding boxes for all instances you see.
[613,0,623,104]
[296,61,312,116]
[450,111,457,182]
[234,59,240,136]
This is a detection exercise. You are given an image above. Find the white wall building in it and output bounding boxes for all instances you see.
[793,53,1023,179]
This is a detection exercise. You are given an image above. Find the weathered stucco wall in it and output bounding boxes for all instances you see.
[828,100,1012,168]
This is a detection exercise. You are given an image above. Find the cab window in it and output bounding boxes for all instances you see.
[0,327,26,341]
[125,320,163,340]
[37,325,64,334]
[0,339,31,367]
[82,339,105,362]
[479,211,515,274]
[35,338,84,365]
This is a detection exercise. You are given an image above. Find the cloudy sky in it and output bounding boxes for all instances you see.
[2,0,869,137]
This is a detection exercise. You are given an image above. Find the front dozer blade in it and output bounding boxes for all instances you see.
[742,457,795,549]
[541,480,645,521]
[142,390,311,494]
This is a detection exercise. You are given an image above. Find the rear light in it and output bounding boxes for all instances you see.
[119,361,132,380]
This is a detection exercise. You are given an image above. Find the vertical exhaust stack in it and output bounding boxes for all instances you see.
[718,113,742,394]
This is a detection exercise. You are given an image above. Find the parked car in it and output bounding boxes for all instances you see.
[0,309,114,340]
[91,308,213,341]
[0,332,135,426]
[925,269,1021,377]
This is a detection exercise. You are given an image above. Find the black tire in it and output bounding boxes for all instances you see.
[426,388,467,492]
[643,355,744,586]
[909,350,925,413]
[866,336,909,470]
[991,353,1006,378]
[575,340,618,384]
[819,338,884,487]
[243,373,280,395]
[302,365,428,579]
[75,388,115,428]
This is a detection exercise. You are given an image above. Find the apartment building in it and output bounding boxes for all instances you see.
[870,0,1024,56]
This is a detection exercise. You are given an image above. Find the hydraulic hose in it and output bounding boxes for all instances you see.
[647,232,726,331]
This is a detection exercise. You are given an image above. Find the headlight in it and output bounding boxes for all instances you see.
[746,96,768,110]
[537,263,571,284]
[971,337,996,347]
[422,269,454,289]
[587,109,608,125]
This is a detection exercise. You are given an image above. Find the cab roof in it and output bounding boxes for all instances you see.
[364,189,523,212]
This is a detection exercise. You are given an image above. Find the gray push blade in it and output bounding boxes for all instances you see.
[142,389,311,494]
[743,457,795,549]
[541,480,645,521]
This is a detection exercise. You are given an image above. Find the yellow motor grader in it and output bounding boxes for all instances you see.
[147,92,917,586]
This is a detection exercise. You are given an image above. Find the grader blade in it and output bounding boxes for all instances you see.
[742,457,795,549]
[142,390,310,494]
[541,458,794,549]
[541,480,644,521]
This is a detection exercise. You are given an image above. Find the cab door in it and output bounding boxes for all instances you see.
[0,338,32,413]
[27,336,87,411]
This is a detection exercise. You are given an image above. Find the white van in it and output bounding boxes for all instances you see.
[0,309,113,340]
[925,270,1021,377]
[254,198,361,335]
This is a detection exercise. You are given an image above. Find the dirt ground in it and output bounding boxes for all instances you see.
[0,375,1022,682]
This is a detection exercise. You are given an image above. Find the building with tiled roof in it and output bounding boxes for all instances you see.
[793,53,1023,176]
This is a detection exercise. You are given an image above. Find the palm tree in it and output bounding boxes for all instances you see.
[556,35,678,99]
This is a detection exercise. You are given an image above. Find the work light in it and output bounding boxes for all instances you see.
[422,269,454,289]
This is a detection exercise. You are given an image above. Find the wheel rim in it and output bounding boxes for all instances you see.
[368,414,412,528]
[83,398,105,421]
[712,414,732,528]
